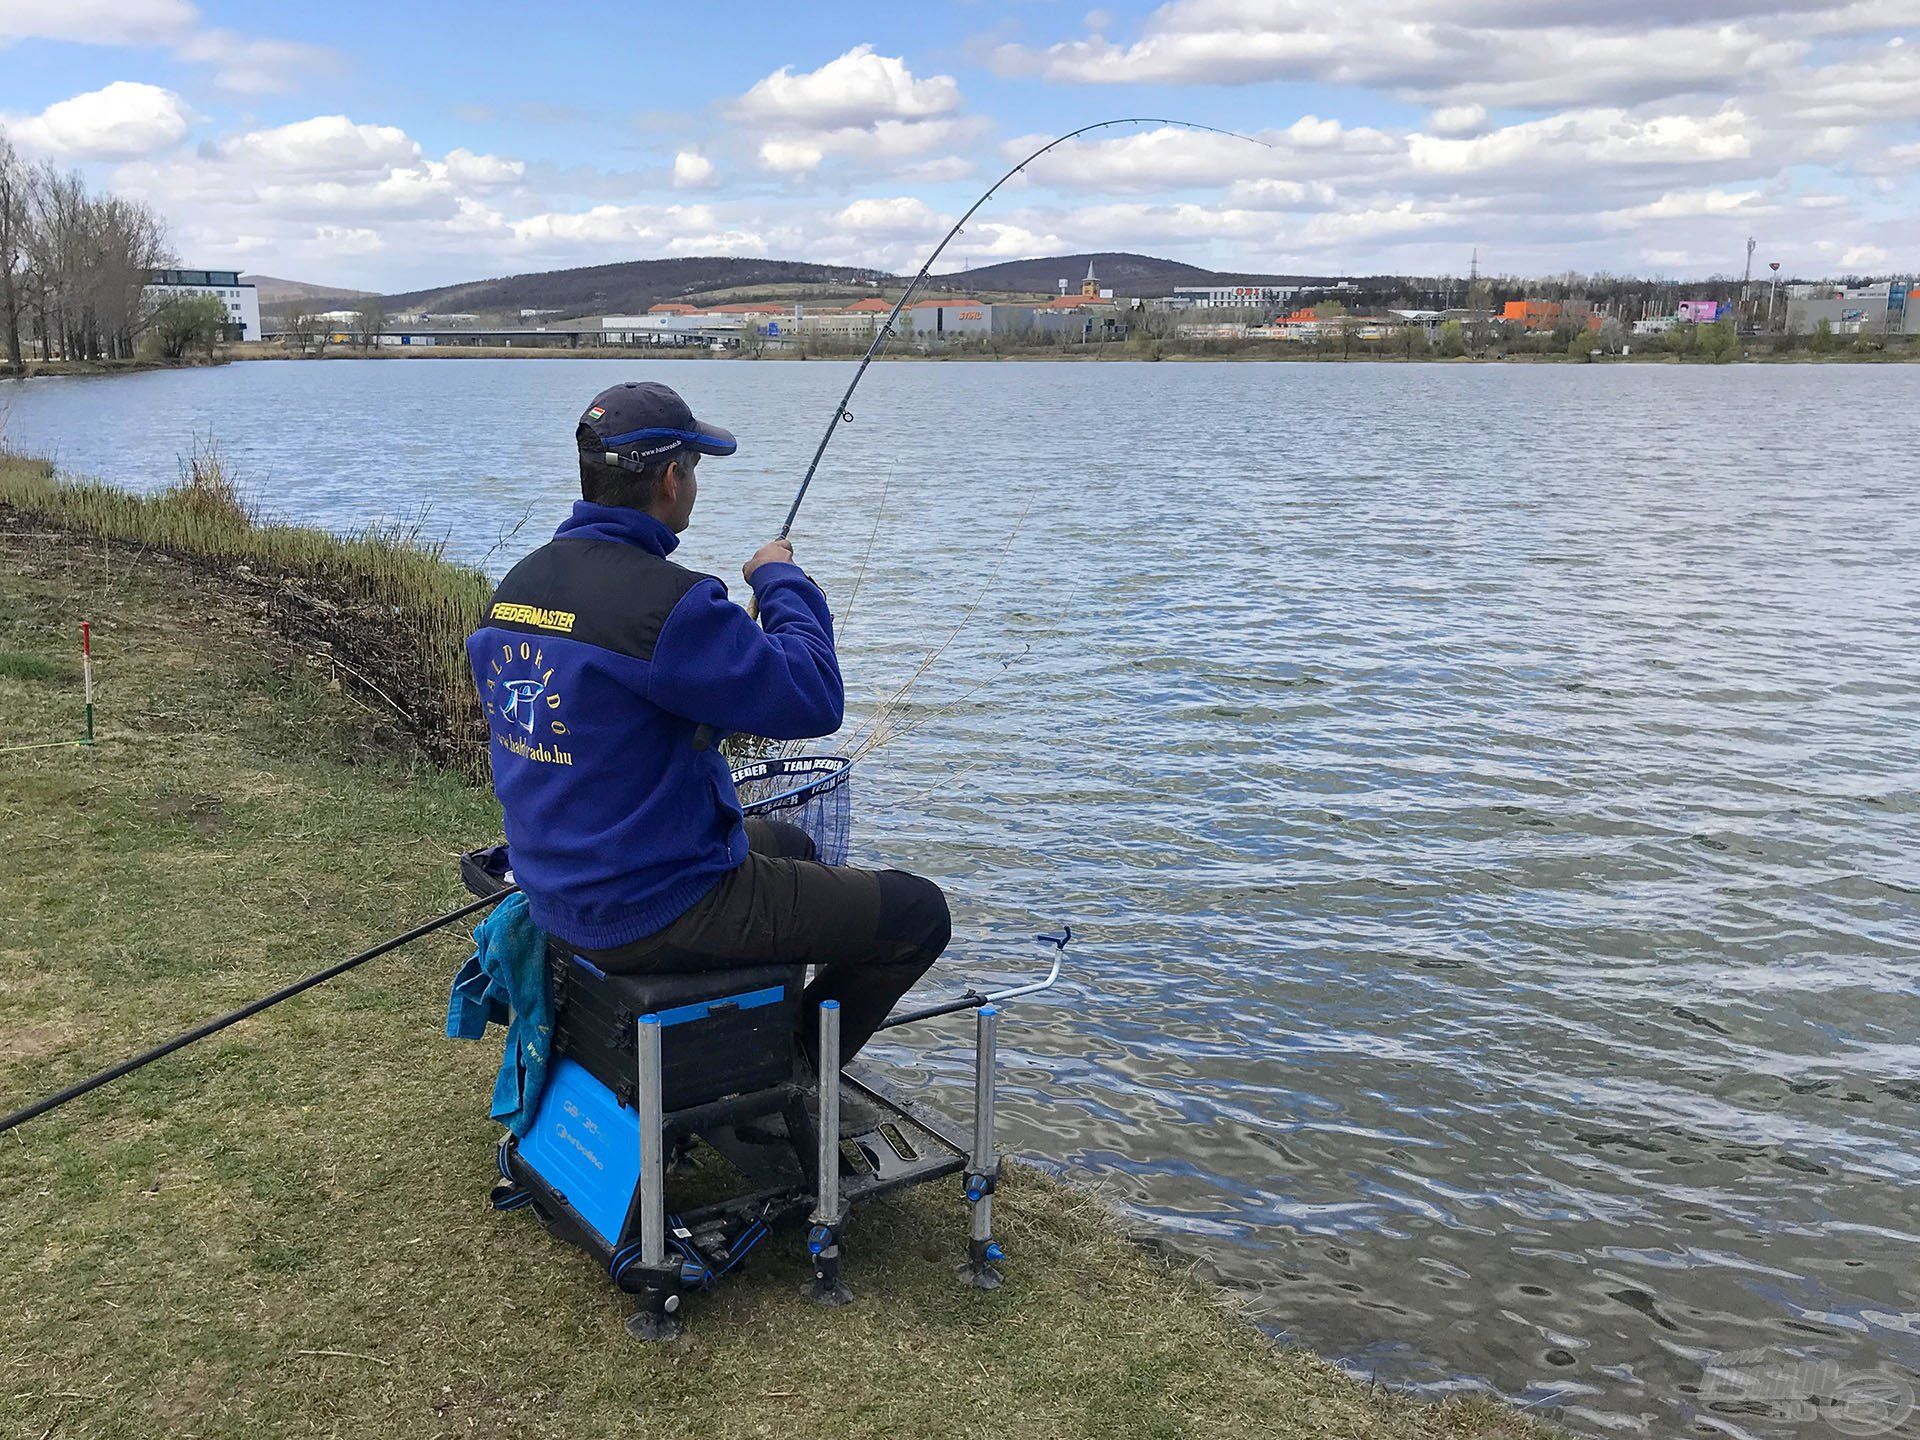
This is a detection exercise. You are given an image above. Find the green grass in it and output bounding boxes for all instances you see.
[0,649,78,682]
[0,495,1557,1440]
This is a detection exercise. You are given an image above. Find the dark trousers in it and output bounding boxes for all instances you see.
[576,820,950,1065]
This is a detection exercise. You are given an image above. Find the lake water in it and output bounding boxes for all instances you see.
[5,357,1918,1438]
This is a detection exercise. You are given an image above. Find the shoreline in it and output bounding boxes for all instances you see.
[1,354,232,379]
[218,341,1917,366]
[0,449,1559,1439]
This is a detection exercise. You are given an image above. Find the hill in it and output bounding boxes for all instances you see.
[936,251,1331,298]
[378,257,894,318]
[243,274,374,307]
[365,251,1350,320]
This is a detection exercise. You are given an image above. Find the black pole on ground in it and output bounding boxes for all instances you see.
[0,888,517,1138]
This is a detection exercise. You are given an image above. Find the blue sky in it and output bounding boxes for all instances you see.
[2,0,1915,290]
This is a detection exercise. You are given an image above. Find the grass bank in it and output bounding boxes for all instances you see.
[0,460,1556,1438]
[0,446,489,778]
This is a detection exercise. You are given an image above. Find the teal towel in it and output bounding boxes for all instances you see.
[445,892,553,1137]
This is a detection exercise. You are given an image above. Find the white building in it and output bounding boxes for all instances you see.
[1169,281,1357,310]
[146,269,260,341]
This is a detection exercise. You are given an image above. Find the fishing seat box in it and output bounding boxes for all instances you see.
[458,846,802,1112]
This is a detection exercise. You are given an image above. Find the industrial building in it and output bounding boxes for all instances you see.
[145,268,260,341]
[1786,282,1920,336]
[1172,284,1304,310]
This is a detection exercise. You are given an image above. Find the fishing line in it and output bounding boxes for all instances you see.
[776,116,1271,540]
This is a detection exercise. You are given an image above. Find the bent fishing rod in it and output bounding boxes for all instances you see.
[0,888,516,1138]
[775,116,1271,540]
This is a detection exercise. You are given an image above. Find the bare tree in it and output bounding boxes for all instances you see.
[0,134,25,369]
[12,158,169,363]
[287,308,320,356]
[354,295,386,351]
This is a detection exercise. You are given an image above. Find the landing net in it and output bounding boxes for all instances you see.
[731,754,853,866]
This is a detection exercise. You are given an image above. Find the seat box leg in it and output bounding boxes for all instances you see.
[627,1013,685,1339]
[804,1000,853,1307]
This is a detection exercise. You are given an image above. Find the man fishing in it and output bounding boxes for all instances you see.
[466,380,950,1070]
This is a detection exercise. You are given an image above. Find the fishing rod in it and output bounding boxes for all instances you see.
[0,888,516,1138]
[776,116,1271,540]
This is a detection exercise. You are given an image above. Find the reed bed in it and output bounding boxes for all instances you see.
[0,440,493,777]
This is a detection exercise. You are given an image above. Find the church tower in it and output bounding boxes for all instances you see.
[1081,259,1099,298]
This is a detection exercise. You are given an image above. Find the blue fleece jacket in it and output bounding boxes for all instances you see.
[466,502,842,949]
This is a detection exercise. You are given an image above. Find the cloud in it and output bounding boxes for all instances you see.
[171,28,339,95]
[1427,104,1487,136]
[734,45,979,180]
[1,81,189,159]
[755,117,986,176]
[442,148,524,187]
[0,0,341,95]
[1298,200,1472,245]
[735,44,961,128]
[313,225,382,254]
[1407,106,1753,175]
[1855,139,1920,173]
[1005,119,1395,193]
[0,0,196,46]
[987,0,1892,106]
[216,115,421,176]
[1598,187,1770,227]
[1774,39,1920,123]
[507,203,766,258]
[672,150,715,188]
[833,196,948,233]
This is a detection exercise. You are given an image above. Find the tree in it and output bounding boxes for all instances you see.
[0,134,25,369]
[9,156,169,362]
[354,296,386,351]
[1695,319,1739,362]
[287,308,321,356]
[1436,320,1467,358]
[1809,317,1834,354]
[149,292,229,358]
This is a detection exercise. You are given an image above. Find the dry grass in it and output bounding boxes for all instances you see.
[0,526,1561,1440]
[0,444,492,777]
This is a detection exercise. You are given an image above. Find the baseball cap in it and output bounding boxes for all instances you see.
[578,380,738,469]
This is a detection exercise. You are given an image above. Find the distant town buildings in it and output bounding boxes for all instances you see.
[263,262,1920,357]
[146,269,260,341]
[1785,281,1920,337]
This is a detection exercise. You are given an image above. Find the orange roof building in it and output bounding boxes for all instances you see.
[1502,299,1562,330]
